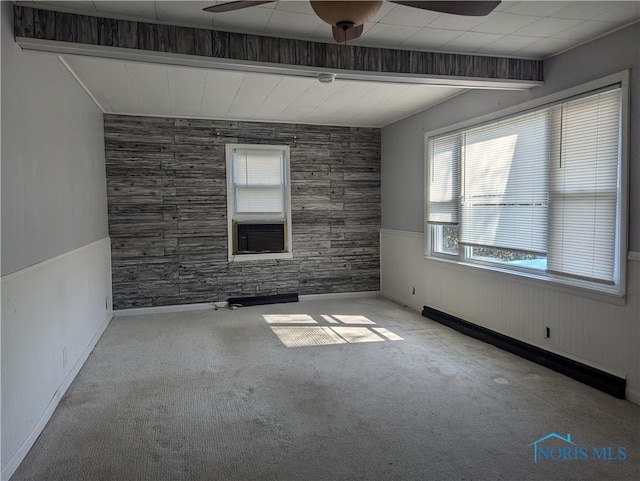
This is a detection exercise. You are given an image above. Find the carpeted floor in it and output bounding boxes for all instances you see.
[11,296,639,480]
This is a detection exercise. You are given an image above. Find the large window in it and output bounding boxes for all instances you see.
[426,76,627,296]
[226,144,292,261]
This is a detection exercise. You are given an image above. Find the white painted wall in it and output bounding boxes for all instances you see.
[381,230,640,403]
[380,23,640,403]
[1,5,108,276]
[1,3,112,479]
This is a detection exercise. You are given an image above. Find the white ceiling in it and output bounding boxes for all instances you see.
[62,54,463,127]
[23,1,639,127]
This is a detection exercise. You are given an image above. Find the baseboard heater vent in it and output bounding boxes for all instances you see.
[422,305,626,400]
[228,293,299,307]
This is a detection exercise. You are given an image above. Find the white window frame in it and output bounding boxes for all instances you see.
[424,71,629,302]
[226,143,293,262]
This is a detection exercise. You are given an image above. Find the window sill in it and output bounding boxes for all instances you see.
[424,254,626,306]
[229,252,293,262]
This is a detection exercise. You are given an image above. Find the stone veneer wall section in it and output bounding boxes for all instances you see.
[105,114,380,309]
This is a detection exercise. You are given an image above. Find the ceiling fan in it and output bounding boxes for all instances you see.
[203,1,501,43]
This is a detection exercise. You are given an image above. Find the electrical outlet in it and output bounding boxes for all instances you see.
[62,347,68,369]
[544,327,551,339]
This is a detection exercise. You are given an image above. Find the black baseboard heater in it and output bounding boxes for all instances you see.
[422,305,626,399]
[228,293,298,307]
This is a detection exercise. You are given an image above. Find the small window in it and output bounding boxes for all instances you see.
[226,144,292,261]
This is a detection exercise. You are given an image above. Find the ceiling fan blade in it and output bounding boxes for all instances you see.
[389,1,501,16]
[332,24,364,43]
[203,1,276,14]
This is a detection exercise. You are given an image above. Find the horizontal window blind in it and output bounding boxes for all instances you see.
[460,110,550,253]
[547,88,621,284]
[233,148,284,214]
[427,133,460,225]
[235,186,284,213]
[426,79,624,292]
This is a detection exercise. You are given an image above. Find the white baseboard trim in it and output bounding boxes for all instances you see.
[1,311,113,481]
[299,291,380,301]
[115,293,381,316]
[626,388,640,405]
[114,302,217,317]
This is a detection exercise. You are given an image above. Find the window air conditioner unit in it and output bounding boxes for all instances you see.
[234,222,286,254]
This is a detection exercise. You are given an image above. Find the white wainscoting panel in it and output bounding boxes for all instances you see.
[380,229,640,404]
[380,229,425,311]
[1,238,113,481]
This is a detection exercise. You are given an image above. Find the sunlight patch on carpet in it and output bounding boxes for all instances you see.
[271,326,347,347]
[263,314,317,324]
[332,315,376,325]
[373,327,404,341]
[264,313,404,347]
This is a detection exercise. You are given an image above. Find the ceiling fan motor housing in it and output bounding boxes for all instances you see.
[310,1,383,28]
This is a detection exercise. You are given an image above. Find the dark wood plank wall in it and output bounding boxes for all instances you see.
[105,115,381,309]
[14,5,543,81]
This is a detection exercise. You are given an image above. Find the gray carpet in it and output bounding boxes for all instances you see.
[12,296,639,480]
